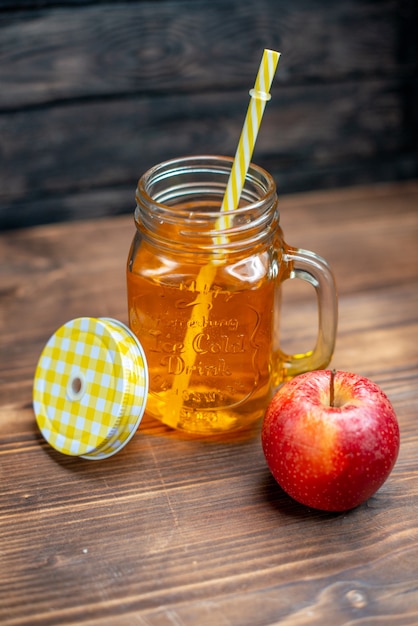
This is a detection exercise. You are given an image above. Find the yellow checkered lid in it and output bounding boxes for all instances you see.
[33,317,148,460]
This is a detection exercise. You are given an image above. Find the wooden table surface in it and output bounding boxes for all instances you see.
[1,181,418,625]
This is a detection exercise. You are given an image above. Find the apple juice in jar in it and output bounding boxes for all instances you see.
[127,157,284,435]
[127,249,279,434]
[127,156,338,435]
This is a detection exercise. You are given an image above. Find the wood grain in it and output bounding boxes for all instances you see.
[0,1,404,108]
[1,182,418,625]
[0,80,410,228]
[0,0,417,229]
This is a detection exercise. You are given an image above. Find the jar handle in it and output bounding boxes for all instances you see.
[275,245,338,382]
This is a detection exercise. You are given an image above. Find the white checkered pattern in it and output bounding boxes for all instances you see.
[33,317,148,459]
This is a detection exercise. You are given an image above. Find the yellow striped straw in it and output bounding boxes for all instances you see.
[216,49,281,231]
[165,49,280,430]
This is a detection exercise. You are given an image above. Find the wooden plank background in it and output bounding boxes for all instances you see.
[0,0,417,229]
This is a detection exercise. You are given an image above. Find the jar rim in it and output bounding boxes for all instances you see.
[136,154,277,222]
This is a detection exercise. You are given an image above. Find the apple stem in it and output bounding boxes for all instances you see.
[330,369,336,407]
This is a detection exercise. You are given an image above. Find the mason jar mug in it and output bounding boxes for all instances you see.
[127,156,338,435]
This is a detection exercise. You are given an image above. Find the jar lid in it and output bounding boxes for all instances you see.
[33,317,148,460]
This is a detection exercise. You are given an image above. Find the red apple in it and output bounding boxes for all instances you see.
[261,370,400,512]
